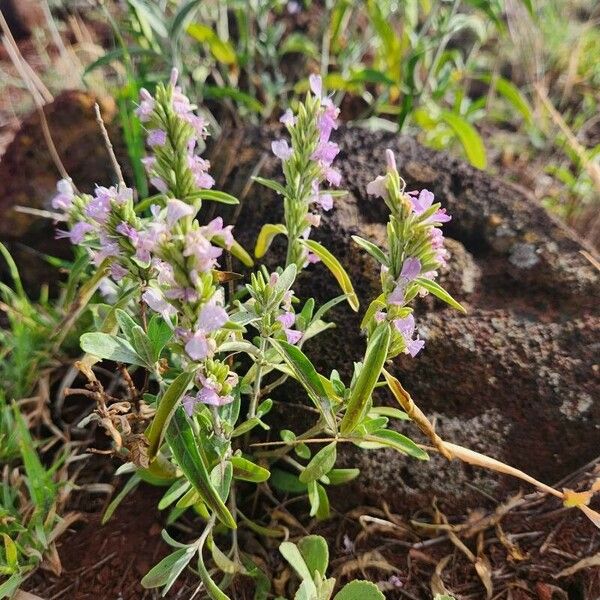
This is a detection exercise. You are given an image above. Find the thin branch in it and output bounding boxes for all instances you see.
[94,102,125,186]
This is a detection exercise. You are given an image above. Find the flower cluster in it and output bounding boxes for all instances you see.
[245,267,303,346]
[270,74,342,268]
[364,149,452,358]
[182,359,239,415]
[137,69,214,201]
[52,74,242,412]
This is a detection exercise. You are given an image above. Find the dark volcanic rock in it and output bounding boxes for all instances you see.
[0,90,130,290]
[212,125,600,510]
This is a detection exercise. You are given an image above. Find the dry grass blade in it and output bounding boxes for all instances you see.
[430,554,453,597]
[554,552,600,578]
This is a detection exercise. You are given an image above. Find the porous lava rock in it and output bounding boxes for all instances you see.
[211,125,600,510]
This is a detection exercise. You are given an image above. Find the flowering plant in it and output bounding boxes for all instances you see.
[51,71,597,597]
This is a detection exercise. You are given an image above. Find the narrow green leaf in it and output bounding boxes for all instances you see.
[270,469,307,494]
[363,429,428,460]
[415,277,466,313]
[269,339,336,430]
[315,483,330,520]
[204,85,263,112]
[351,235,388,266]
[2,534,18,569]
[254,223,288,258]
[165,408,236,529]
[439,111,487,169]
[479,75,533,124]
[252,176,288,196]
[141,547,194,589]
[341,323,391,434]
[146,371,194,460]
[327,468,360,485]
[299,443,337,484]
[301,239,359,311]
[194,189,239,204]
[102,474,141,524]
[230,456,270,482]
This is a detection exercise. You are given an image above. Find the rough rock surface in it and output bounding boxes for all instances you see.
[212,125,600,511]
[0,90,129,289]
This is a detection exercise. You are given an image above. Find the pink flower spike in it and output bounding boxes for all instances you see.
[411,189,435,214]
[385,149,397,171]
[366,176,387,199]
[271,140,292,161]
[110,263,128,281]
[285,329,303,345]
[142,289,176,320]
[277,312,295,329]
[306,213,321,227]
[400,257,421,280]
[166,199,194,226]
[150,177,168,193]
[197,303,228,332]
[280,109,296,126]
[309,73,322,98]
[325,167,341,187]
[185,331,210,361]
[306,252,320,264]
[315,193,333,211]
[407,338,425,357]
[147,129,167,147]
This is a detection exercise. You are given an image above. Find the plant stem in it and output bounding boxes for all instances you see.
[247,336,267,419]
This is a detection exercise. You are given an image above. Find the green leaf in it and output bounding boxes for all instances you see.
[146,371,194,460]
[147,315,173,360]
[270,469,307,494]
[341,323,391,434]
[269,339,336,430]
[300,239,359,311]
[141,547,195,590]
[369,406,409,420]
[230,456,270,482]
[210,461,233,502]
[299,442,337,484]
[280,32,318,58]
[363,429,428,460]
[115,308,139,341]
[334,580,385,600]
[351,235,388,266]
[478,75,532,124]
[297,535,329,578]
[327,468,360,485]
[439,111,487,169]
[315,483,330,520]
[193,189,239,205]
[169,0,202,40]
[102,474,141,524]
[80,332,144,366]
[132,325,155,367]
[279,542,315,587]
[414,277,466,313]
[252,176,288,196]
[158,478,191,510]
[165,408,236,529]
[187,23,237,64]
[254,223,288,258]
[2,534,18,569]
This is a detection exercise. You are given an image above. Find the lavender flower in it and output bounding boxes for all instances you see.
[277,312,303,345]
[184,303,228,361]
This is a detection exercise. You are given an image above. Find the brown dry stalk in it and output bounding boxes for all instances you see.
[383,369,600,529]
